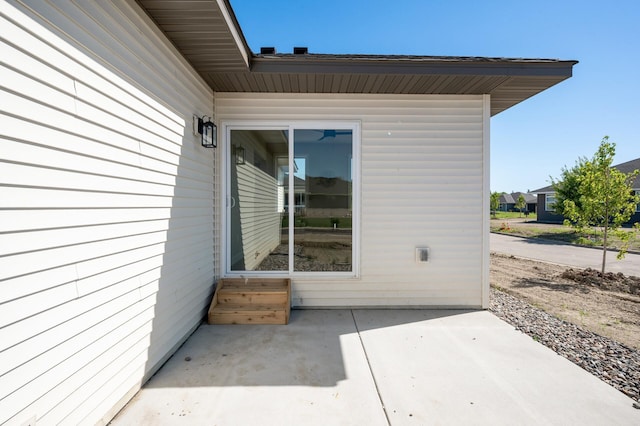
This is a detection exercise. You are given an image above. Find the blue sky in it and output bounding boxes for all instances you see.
[231,0,639,194]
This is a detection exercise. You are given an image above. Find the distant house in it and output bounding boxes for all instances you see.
[498,192,537,213]
[533,157,640,224]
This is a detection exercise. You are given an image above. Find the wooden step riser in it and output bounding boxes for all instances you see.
[218,292,288,306]
[209,310,287,325]
[218,279,289,288]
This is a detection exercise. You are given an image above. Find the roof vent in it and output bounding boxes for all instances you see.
[260,47,276,54]
[293,47,308,55]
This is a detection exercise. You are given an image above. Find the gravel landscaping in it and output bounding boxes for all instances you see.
[490,287,640,406]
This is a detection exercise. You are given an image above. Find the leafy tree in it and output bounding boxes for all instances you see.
[515,194,526,217]
[561,137,639,273]
[550,156,588,216]
[490,191,501,218]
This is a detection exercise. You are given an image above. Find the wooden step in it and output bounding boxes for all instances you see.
[217,289,287,306]
[215,278,289,289]
[208,278,291,325]
[209,304,288,325]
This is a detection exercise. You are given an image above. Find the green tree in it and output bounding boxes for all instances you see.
[490,191,501,218]
[550,156,588,216]
[515,194,526,217]
[561,137,639,273]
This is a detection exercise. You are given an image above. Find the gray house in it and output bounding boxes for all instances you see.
[534,157,640,224]
[498,192,537,213]
[0,0,576,423]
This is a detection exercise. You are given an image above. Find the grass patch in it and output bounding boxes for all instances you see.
[491,222,640,251]
[491,211,537,220]
[491,225,578,242]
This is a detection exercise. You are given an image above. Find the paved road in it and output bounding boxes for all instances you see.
[490,233,640,277]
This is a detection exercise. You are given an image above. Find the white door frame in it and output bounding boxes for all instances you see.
[221,120,361,278]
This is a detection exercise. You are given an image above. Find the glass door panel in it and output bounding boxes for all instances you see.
[229,129,289,271]
[293,129,353,272]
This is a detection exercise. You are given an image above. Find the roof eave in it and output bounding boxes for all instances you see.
[250,55,577,77]
[217,0,251,68]
[137,1,577,116]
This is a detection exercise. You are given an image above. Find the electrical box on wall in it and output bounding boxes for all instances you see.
[192,114,199,136]
[415,247,430,263]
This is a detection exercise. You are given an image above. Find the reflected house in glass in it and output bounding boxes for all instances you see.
[286,175,307,214]
[1,1,577,423]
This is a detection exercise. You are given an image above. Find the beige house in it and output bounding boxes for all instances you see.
[0,0,576,423]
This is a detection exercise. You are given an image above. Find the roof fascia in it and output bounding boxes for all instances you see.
[251,56,577,77]
[217,0,252,67]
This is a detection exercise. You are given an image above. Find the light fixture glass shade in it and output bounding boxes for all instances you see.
[235,146,245,164]
[198,117,216,148]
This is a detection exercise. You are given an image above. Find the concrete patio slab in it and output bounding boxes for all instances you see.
[111,310,387,425]
[112,310,638,425]
[354,310,637,425]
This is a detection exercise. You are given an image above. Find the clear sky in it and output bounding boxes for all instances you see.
[231,0,639,193]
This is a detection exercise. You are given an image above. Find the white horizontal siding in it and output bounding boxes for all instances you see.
[216,92,487,308]
[1,1,217,425]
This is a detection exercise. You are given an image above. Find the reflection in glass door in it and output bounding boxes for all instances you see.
[293,129,353,272]
[227,126,354,274]
[229,129,289,271]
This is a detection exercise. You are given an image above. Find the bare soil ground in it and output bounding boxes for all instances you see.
[490,252,640,350]
[257,230,352,272]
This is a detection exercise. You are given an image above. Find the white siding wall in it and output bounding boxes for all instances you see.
[1,1,217,424]
[217,93,489,308]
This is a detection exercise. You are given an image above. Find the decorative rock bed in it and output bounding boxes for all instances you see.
[490,287,640,405]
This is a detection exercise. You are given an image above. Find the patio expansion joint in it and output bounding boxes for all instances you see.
[350,309,391,426]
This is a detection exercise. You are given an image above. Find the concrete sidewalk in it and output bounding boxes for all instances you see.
[490,233,640,276]
[112,310,638,425]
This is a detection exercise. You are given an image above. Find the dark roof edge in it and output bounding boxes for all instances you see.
[253,53,576,63]
[220,0,253,67]
[250,55,578,76]
[531,185,554,193]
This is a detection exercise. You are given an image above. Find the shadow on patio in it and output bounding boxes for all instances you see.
[145,310,351,388]
[142,309,471,389]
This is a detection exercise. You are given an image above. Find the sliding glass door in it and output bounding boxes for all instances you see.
[293,129,352,272]
[226,124,357,275]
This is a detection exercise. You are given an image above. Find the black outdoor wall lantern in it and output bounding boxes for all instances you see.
[198,116,217,148]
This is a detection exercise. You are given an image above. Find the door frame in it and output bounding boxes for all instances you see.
[221,120,361,278]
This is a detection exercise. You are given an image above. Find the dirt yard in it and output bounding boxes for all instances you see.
[490,252,640,350]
